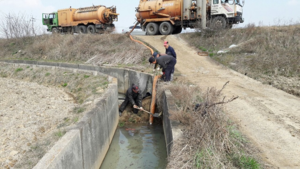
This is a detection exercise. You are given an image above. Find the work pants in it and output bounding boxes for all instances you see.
[164,59,177,82]
[119,97,139,114]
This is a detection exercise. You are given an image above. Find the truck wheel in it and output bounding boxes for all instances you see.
[172,26,182,34]
[52,28,59,34]
[146,23,159,35]
[159,22,174,35]
[87,25,96,34]
[78,26,87,34]
[212,16,227,29]
[227,24,233,29]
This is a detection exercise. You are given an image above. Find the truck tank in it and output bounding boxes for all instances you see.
[183,0,192,20]
[137,0,182,20]
[73,5,118,24]
[196,0,202,19]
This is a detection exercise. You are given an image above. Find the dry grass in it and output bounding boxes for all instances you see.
[0,63,108,104]
[181,24,300,96]
[0,33,150,66]
[0,63,108,168]
[157,81,260,169]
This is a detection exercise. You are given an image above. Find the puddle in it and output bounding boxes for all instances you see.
[100,124,167,169]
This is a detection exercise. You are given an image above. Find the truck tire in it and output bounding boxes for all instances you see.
[159,22,173,35]
[78,25,87,34]
[227,24,233,29]
[87,25,96,34]
[146,22,159,35]
[212,16,227,29]
[52,28,59,34]
[172,26,182,34]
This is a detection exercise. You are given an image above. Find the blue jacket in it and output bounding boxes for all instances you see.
[165,46,176,59]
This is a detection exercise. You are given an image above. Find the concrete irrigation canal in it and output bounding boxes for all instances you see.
[0,60,181,169]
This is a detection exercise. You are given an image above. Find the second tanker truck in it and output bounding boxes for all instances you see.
[136,0,244,35]
[42,5,118,34]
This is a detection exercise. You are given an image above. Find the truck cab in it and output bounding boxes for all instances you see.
[210,0,244,28]
[42,13,59,33]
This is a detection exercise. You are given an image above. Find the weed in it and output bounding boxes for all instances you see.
[62,83,68,87]
[229,125,246,143]
[15,68,23,72]
[102,81,109,88]
[73,107,86,114]
[73,116,79,123]
[54,130,66,138]
[26,66,30,68]
[232,155,261,169]
[119,122,125,127]
[45,72,50,76]
[209,53,214,57]
[84,75,90,78]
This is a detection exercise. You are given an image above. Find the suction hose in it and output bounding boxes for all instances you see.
[128,24,159,125]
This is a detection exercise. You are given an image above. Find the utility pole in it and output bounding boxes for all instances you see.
[201,0,206,29]
[30,16,36,36]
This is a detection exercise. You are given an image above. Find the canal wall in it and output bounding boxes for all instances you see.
[162,90,183,156]
[2,60,153,96]
[1,60,154,168]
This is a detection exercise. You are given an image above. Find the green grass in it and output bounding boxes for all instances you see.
[73,107,86,114]
[15,68,23,72]
[54,130,66,138]
[62,83,68,87]
[233,155,261,169]
[199,46,207,52]
[73,116,79,123]
[229,125,246,143]
[84,75,90,78]
[45,72,50,76]
[118,122,125,127]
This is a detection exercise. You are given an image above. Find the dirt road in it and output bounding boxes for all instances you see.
[137,35,300,168]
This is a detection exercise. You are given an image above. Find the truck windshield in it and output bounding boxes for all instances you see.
[235,0,243,6]
[49,14,55,19]
[43,14,49,19]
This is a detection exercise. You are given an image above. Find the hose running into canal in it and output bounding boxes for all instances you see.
[128,24,160,125]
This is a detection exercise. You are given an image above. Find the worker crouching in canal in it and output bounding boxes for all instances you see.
[119,84,144,116]
[149,52,177,82]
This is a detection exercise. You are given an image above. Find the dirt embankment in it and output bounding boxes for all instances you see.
[0,63,108,169]
[0,77,75,169]
[137,34,300,168]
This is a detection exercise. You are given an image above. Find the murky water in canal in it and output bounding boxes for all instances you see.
[100,124,167,169]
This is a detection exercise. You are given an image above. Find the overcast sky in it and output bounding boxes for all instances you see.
[0,0,299,32]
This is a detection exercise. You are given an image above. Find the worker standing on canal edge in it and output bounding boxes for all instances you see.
[119,84,143,116]
[164,41,176,59]
[149,52,176,82]
[164,41,176,81]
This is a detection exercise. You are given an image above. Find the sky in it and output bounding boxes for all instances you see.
[0,0,299,33]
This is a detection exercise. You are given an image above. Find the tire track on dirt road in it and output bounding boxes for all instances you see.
[137,35,300,168]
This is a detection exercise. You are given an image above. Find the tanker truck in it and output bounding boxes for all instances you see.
[42,5,118,34]
[136,0,244,35]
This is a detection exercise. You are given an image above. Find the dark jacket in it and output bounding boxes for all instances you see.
[156,55,175,69]
[165,46,176,59]
[126,87,142,107]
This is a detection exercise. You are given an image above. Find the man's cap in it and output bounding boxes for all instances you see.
[132,84,139,91]
[163,41,168,46]
[152,51,158,57]
[148,57,155,63]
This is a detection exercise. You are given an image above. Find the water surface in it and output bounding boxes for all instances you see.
[100,124,167,169]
